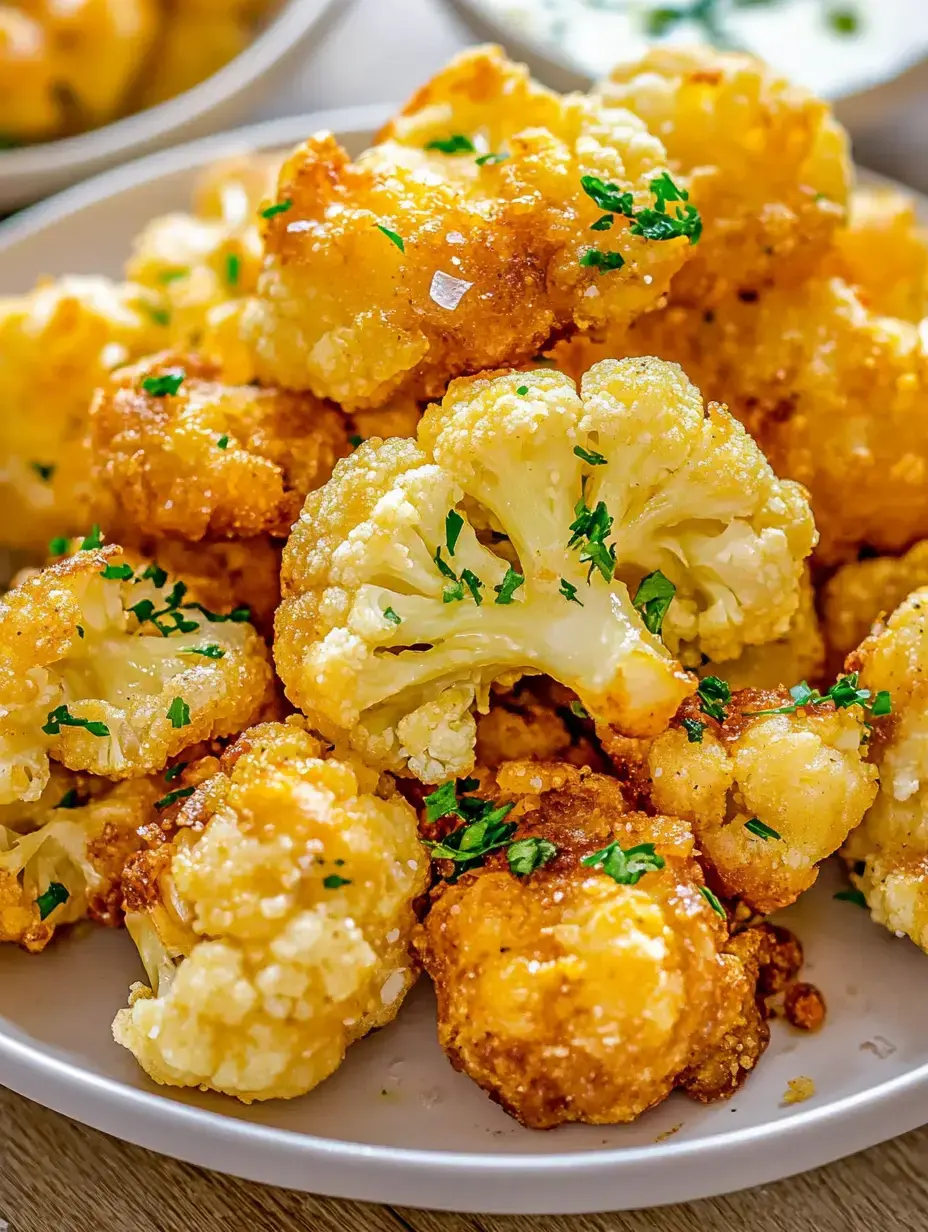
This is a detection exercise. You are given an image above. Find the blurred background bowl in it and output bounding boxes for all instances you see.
[0,0,345,211]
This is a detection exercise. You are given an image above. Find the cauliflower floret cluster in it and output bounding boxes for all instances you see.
[598,45,850,304]
[0,545,273,804]
[0,769,159,952]
[238,45,697,410]
[113,720,429,1102]
[88,352,350,542]
[275,359,814,781]
[414,762,774,1128]
[0,6,60,141]
[638,686,877,913]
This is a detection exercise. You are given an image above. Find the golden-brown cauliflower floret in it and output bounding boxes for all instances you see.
[134,8,249,109]
[88,352,350,542]
[0,7,59,141]
[844,590,928,950]
[0,769,158,952]
[113,720,429,1102]
[474,679,605,772]
[275,359,814,782]
[0,276,169,548]
[240,46,695,410]
[415,765,769,1128]
[823,185,928,322]
[0,546,273,804]
[638,687,877,914]
[598,45,850,304]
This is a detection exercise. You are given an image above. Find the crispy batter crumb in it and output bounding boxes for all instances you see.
[655,1123,683,1143]
[782,1076,816,1106]
[783,982,827,1032]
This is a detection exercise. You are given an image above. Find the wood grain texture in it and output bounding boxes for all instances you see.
[1,1084,927,1232]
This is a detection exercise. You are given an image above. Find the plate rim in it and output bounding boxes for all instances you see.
[1,109,927,1213]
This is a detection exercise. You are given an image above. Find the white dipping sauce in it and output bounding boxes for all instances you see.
[475,0,928,98]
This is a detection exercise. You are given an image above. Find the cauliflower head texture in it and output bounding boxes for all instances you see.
[275,359,814,782]
[114,720,429,1102]
[240,46,695,410]
[598,45,850,304]
[88,352,350,542]
[642,688,877,913]
[0,546,273,804]
[415,762,772,1127]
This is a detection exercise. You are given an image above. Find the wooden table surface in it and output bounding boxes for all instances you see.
[2,1083,927,1232]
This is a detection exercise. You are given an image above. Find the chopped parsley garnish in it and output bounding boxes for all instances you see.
[425,134,476,154]
[445,509,464,556]
[573,444,607,466]
[348,434,364,448]
[48,536,69,556]
[475,152,508,166]
[590,214,614,232]
[581,840,665,886]
[681,717,705,744]
[828,8,860,34]
[157,268,188,284]
[323,874,352,889]
[185,603,251,624]
[142,563,168,588]
[631,173,702,244]
[80,525,104,550]
[383,606,402,625]
[167,697,191,729]
[216,435,230,450]
[745,673,891,719]
[376,224,405,252]
[569,700,589,719]
[55,789,82,809]
[633,570,676,637]
[834,887,867,907]
[225,252,241,286]
[580,175,635,216]
[568,496,616,583]
[36,882,69,921]
[494,567,524,605]
[443,580,465,603]
[260,199,292,219]
[99,563,133,581]
[697,676,731,723]
[559,578,583,605]
[76,626,85,639]
[180,644,225,659]
[461,568,484,605]
[155,785,195,811]
[700,885,726,917]
[580,248,626,274]
[30,461,55,482]
[42,706,109,738]
[424,780,460,823]
[745,817,781,841]
[143,305,171,327]
[142,371,185,397]
[516,385,529,396]
[434,547,454,578]
[424,806,518,877]
[508,836,558,877]
[164,761,188,782]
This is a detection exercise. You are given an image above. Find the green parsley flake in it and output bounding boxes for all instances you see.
[216,435,230,450]
[349,434,364,448]
[508,837,557,877]
[48,536,69,556]
[590,214,614,232]
[443,580,465,604]
[568,496,616,583]
[559,578,583,605]
[461,568,484,605]
[76,626,85,639]
[828,8,860,34]
[633,570,676,636]
[446,509,464,556]
[579,248,625,274]
[164,761,188,782]
[179,644,225,659]
[55,789,82,809]
[142,563,168,588]
[376,224,405,252]
[494,566,524,605]
[167,697,191,728]
[700,884,726,917]
[424,805,517,877]
[323,874,352,889]
[516,385,529,396]
[157,268,188,284]
[99,563,134,581]
[144,304,171,327]
[573,444,607,466]
[834,887,867,907]
[36,882,70,921]
[581,840,665,886]
[697,676,731,723]
[746,673,891,719]
[475,152,508,166]
[681,717,705,744]
[155,785,195,811]
[425,134,476,154]
[745,817,782,841]
[42,705,109,738]
[30,461,55,482]
[424,780,460,823]
[225,252,241,287]
[142,371,185,398]
[383,606,402,625]
[569,700,589,719]
[260,199,293,219]
[80,525,104,550]
[580,175,635,216]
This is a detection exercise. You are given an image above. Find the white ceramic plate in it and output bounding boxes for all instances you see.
[2,112,928,1216]
[0,0,344,211]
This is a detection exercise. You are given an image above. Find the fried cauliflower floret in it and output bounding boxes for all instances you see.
[0,770,158,951]
[598,45,850,304]
[113,720,429,1102]
[240,46,693,410]
[0,7,59,141]
[275,359,814,781]
[823,186,928,322]
[0,546,273,804]
[88,352,350,542]
[844,590,928,951]
[641,690,877,914]
[474,679,604,772]
[415,766,769,1127]
[0,276,169,548]
[822,541,928,675]
[135,8,249,110]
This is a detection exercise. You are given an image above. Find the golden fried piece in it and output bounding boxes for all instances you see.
[415,764,770,1128]
[241,46,693,410]
[844,591,928,951]
[474,680,605,772]
[88,352,350,542]
[0,7,59,141]
[823,185,928,322]
[640,689,877,914]
[598,45,850,304]
[821,541,928,675]
[135,9,249,110]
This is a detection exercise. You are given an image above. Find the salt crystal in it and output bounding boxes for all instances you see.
[429,269,473,311]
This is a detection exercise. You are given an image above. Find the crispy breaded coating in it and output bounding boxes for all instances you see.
[598,45,850,304]
[240,46,693,410]
[88,352,350,542]
[0,276,169,548]
[642,689,877,914]
[276,359,813,781]
[415,765,768,1128]
[475,681,605,772]
[844,590,928,951]
[113,720,429,1102]
[0,770,158,952]
[0,546,274,804]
